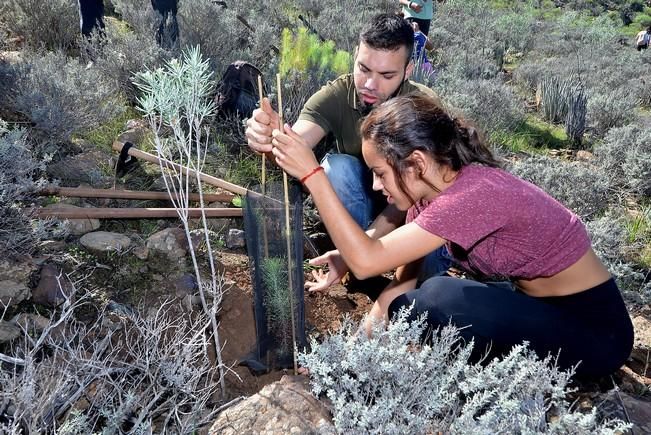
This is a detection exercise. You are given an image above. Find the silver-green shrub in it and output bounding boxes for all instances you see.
[299,310,472,433]
[10,50,125,146]
[299,309,630,434]
[0,120,64,258]
[585,211,646,298]
[81,19,167,103]
[587,88,637,137]
[594,123,651,197]
[435,75,524,138]
[509,154,610,220]
[0,0,79,51]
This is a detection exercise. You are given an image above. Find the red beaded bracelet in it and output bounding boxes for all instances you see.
[300,166,324,184]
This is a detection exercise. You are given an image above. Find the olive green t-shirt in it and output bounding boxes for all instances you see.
[298,74,438,157]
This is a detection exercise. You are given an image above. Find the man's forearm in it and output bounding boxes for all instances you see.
[365,204,406,240]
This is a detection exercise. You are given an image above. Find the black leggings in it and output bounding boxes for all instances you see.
[388,276,633,378]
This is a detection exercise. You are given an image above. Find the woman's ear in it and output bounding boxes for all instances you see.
[408,150,428,175]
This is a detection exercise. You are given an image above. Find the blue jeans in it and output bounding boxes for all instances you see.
[321,152,450,274]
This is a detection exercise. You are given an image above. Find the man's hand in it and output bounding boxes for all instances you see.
[245,97,279,154]
[409,1,423,12]
[305,250,349,292]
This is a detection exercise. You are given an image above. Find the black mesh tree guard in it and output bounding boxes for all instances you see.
[241,181,307,373]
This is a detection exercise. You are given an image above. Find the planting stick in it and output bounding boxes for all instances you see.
[37,186,234,203]
[258,74,269,258]
[112,141,249,196]
[277,73,298,374]
[36,207,242,219]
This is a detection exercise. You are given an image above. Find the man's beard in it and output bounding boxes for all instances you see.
[357,75,406,116]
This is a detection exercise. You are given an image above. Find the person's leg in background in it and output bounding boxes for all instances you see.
[78,0,105,38]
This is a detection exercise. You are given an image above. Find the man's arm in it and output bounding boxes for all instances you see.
[246,100,327,153]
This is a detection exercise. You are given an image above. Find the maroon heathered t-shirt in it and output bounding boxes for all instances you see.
[407,164,591,280]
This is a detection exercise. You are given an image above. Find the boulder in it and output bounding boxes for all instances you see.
[208,375,334,435]
[32,264,74,307]
[630,316,651,378]
[79,231,131,252]
[44,203,100,236]
[226,229,246,249]
[46,149,112,187]
[0,259,36,307]
[0,321,22,343]
[146,228,188,260]
[597,389,651,435]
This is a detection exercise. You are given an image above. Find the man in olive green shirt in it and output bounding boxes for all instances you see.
[246,13,446,291]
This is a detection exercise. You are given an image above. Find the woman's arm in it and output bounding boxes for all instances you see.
[271,125,446,278]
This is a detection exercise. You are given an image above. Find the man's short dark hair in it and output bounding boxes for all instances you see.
[359,13,414,64]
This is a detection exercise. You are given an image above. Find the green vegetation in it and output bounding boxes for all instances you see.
[492,115,569,152]
[279,27,351,78]
[77,105,140,151]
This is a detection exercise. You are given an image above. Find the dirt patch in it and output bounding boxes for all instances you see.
[216,250,373,399]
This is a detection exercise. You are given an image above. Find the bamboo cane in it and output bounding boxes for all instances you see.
[257,74,270,259]
[36,207,242,219]
[277,73,298,375]
[37,186,234,203]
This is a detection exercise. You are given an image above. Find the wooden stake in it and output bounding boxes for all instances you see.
[37,186,234,203]
[258,74,270,259]
[277,73,298,375]
[112,141,249,196]
[36,207,242,219]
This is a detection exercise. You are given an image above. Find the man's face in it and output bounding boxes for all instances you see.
[353,42,413,111]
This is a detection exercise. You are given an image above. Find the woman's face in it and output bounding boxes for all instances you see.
[362,139,418,211]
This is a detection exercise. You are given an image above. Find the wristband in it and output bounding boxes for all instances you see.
[300,166,324,184]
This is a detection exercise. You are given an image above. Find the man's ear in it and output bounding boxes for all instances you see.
[405,60,414,81]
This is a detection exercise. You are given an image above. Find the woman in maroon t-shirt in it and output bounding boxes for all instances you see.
[270,94,633,378]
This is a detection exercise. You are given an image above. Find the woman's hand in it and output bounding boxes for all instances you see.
[306,250,349,292]
[271,124,320,181]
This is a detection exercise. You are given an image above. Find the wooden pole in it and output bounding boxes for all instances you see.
[277,73,298,375]
[36,186,234,203]
[36,207,242,219]
[112,141,249,196]
[258,74,270,259]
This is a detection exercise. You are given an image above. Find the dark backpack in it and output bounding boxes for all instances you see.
[216,61,264,119]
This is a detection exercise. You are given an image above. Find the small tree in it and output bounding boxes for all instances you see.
[134,46,227,396]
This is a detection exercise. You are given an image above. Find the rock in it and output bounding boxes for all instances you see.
[226,229,246,249]
[117,119,150,146]
[44,204,101,236]
[146,228,188,260]
[208,375,335,435]
[11,313,50,333]
[46,149,113,186]
[32,264,74,307]
[0,280,31,307]
[597,389,651,434]
[0,259,36,307]
[0,321,22,343]
[80,231,132,252]
[39,240,67,253]
[629,316,651,378]
[174,274,198,297]
[132,245,149,260]
[575,150,594,161]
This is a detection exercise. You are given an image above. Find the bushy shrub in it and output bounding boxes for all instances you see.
[0,120,64,258]
[299,309,630,434]
[508,154,610,220]
[585,211,646,297]
[0,0,79,51]
[81,20,167,103]
[435,75,524,138]
[10,50,125,146]
[594,123,651,196]
[587,88,637,137]
[0,297,223,433]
